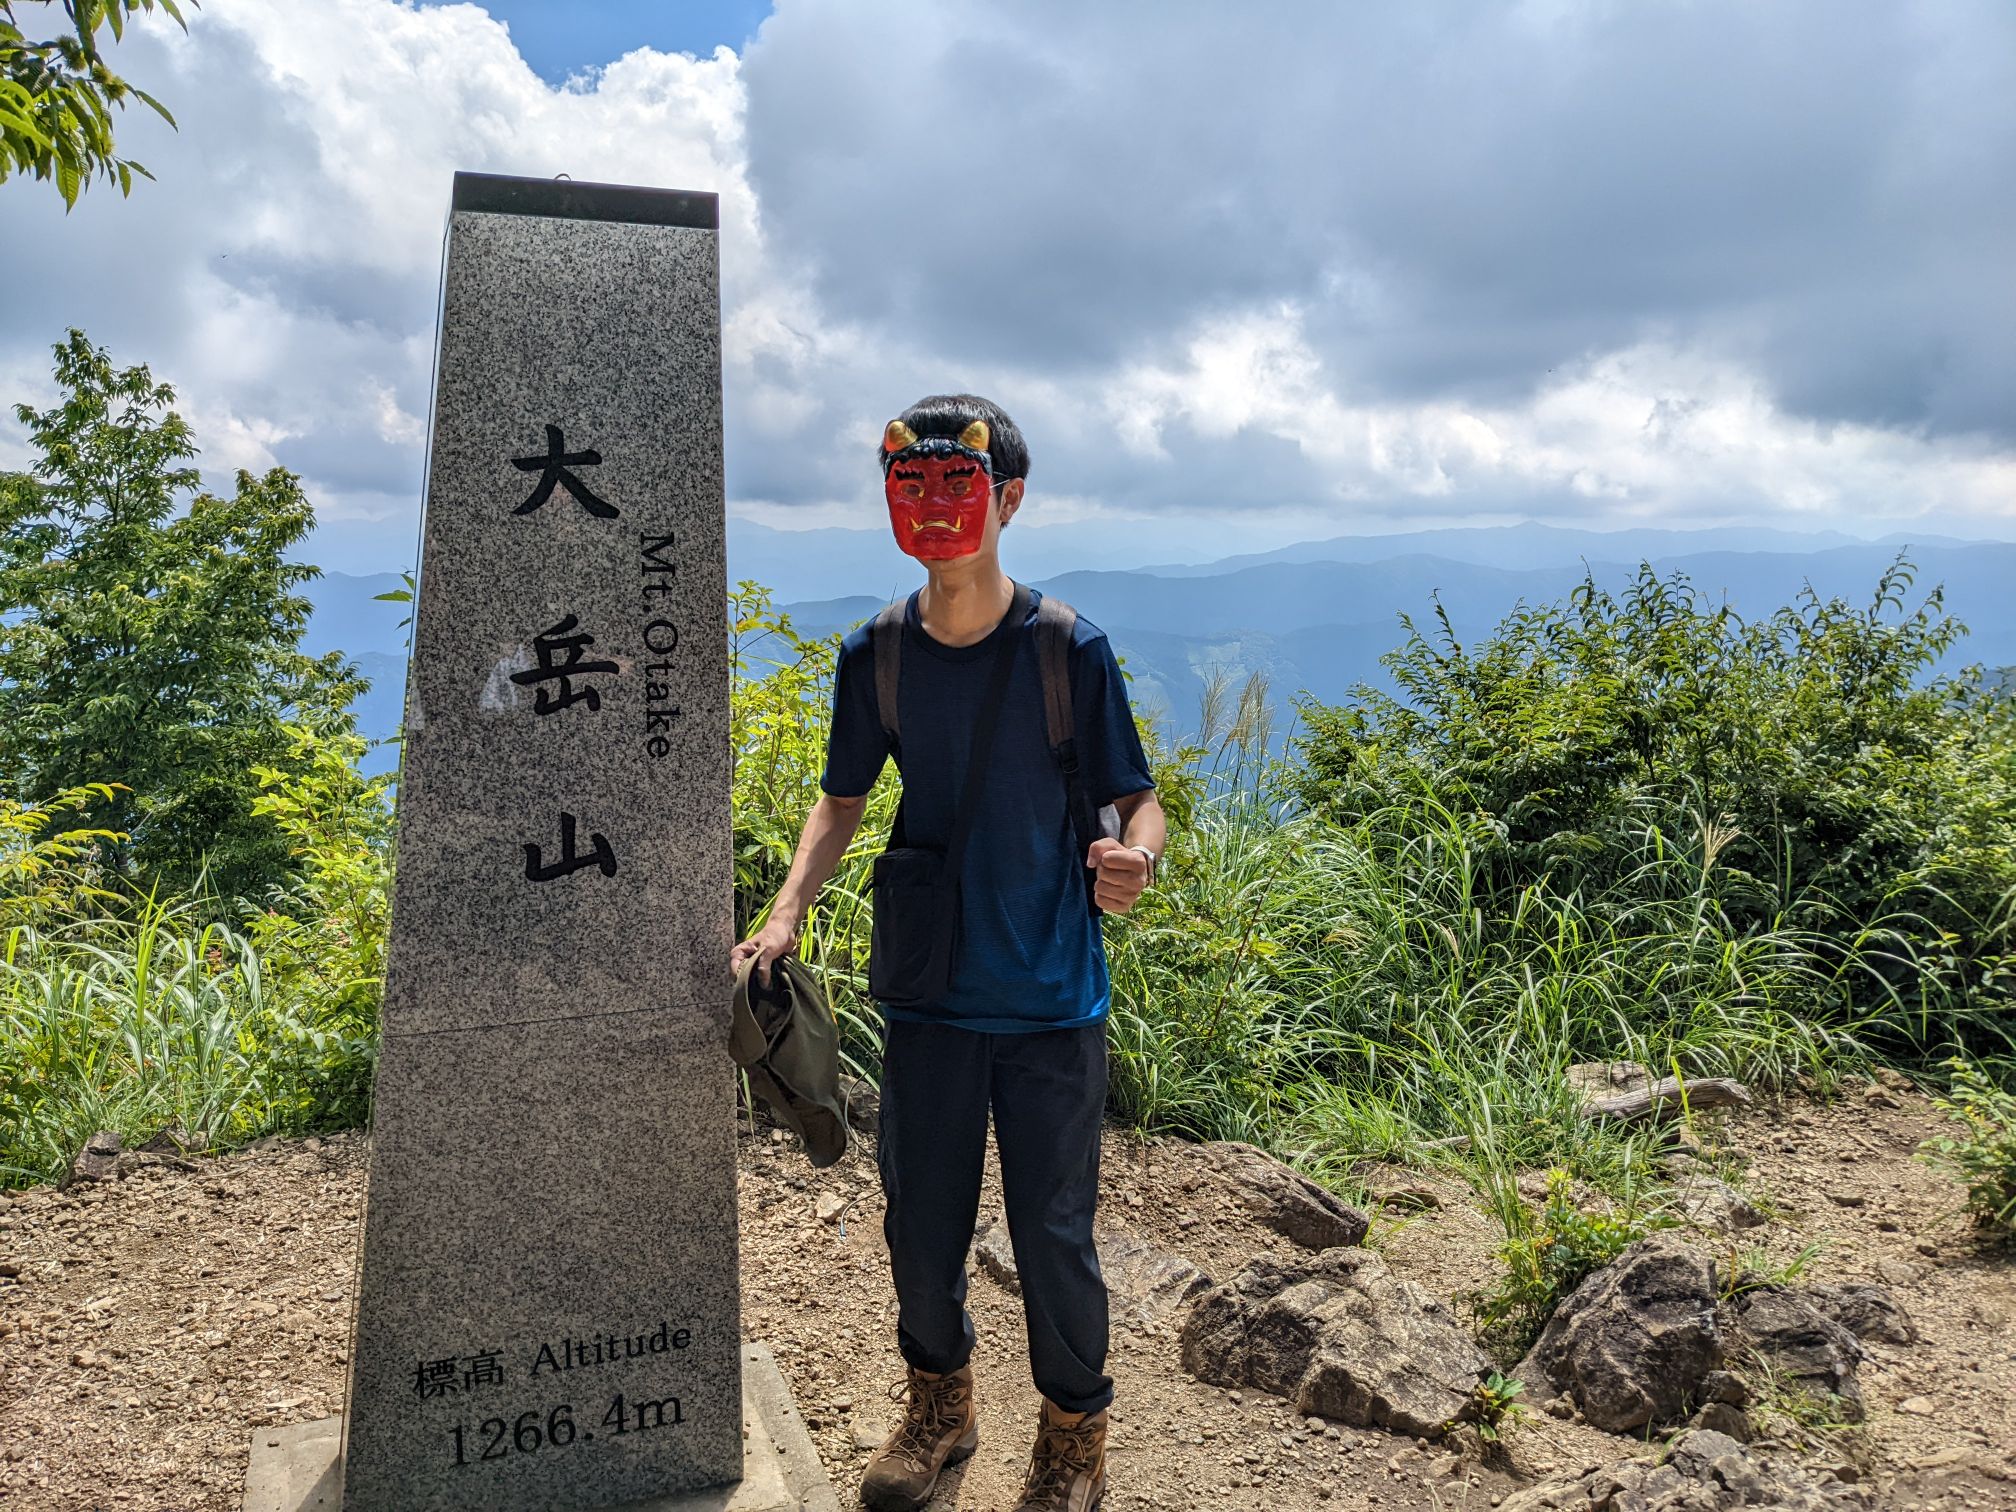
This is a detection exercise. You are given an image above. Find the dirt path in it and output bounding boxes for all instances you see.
[1,1079,2011,1510]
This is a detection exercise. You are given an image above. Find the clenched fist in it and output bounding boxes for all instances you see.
[1085,837,1152,915]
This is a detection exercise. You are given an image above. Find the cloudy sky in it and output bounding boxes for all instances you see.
[2,0,2012,573]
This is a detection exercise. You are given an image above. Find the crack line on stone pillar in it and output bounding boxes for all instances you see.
[380,1003,720,1039]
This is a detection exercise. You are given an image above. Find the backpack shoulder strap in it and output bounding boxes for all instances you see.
[1034,591,1077,751]
[871,598,906,744]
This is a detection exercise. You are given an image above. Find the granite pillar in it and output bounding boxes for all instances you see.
[341,172,738,1512]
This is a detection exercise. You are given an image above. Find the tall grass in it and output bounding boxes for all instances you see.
[0,897,375,1187]
[1104,775,1913,1192]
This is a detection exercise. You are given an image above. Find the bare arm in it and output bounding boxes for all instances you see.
[730,791,870,981]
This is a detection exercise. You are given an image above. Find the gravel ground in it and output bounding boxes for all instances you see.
[1,1077,2012,1510]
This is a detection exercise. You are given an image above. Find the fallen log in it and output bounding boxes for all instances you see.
[1582,1075,1751,1123]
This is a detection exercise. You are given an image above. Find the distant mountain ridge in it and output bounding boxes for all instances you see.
[305,523,2016,756]
[1129,522,1949,576]
[768,540,2016,741]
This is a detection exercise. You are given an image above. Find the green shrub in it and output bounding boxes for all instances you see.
[1469,1372,1529,1443]
[246,722,394,1027]
[1917,1056,2016,1245]
[0,898,374,1185]
[0,784,125,926]
[1288,560,2016,1062]
[728,582,893,1081]
[0,729,389,1186]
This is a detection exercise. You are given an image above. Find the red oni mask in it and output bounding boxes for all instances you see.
[882,418,995,561]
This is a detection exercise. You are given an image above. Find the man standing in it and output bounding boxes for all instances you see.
[731,394,1164,1512]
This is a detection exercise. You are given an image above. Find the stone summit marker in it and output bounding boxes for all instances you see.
[243,173,833,1512]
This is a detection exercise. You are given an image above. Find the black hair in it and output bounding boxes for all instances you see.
[879,393,1030,482]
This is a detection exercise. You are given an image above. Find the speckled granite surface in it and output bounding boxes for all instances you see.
[343,174,739,1512]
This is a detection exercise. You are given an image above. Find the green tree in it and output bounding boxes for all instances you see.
[0,330,364,899]
[1,0,189,206]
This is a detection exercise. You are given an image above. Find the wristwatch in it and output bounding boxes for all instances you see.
[1127,844,1159,887]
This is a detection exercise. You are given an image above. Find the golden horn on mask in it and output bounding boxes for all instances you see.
[884,419,919,453]
[959,420,990,453]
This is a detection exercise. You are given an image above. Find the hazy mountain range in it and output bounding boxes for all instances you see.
[308,523,2016,764]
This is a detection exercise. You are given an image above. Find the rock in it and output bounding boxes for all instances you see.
[1198,1143,1370,1250]
[971,1221,1211,1324]
[1663,1122,1707,1157]
[1699,1370,1748,1405]
[851,1420,885,1452]
[62,1132,121,1189]
[1800,1282,1917,1345]
[1689,1401,1752,1439]
[1668,1174,1766,1234]
[137,1126,201,1156]
[839,1075,879,1133]
[1499,1428,1874,1511]
[1566,1062,1653,1100]
[1728,1285,1866,1423]
[814,1192,846,1224]
[1179,1247,1489,1437]
[1869,1257,1918,1286]
[972,1216,1020,1294]
[1911,1447,1973,1470]
[1513,1233,1724,1433]
[1895,1394,1935,1415]
[1099,1233,1213,1325]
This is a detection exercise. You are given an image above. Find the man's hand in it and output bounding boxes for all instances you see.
[1086,838,1151,915]
[730,914,801,985]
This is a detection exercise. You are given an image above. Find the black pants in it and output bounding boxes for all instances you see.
[877,1018,1113,1415]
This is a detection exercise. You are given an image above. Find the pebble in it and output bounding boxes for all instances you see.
[1897,1395,1937,1414]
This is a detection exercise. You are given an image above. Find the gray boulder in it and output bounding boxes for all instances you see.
[972,1217,1020,1293]
[1799,1281,1916,1346]
[1101,1232,1214,1326]
[1728,1284,1867,1423]
[972,1223,1211,1327]
[1199,1142,1370,1250]
[1497,1427,1873,1511]
[1180,1247,1488,1437]
[1514,1232,1725,1433]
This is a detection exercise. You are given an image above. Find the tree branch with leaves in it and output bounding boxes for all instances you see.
[1,0,192,207]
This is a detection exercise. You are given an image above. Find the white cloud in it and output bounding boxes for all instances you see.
[0,0,2010,572]
[1107,307,2016,528]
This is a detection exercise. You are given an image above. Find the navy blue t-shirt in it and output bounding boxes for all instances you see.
[821,586,1155,1033]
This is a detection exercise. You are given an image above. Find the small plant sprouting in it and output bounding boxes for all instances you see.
[1470,1372,1528,1443]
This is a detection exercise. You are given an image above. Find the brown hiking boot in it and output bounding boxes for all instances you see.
[1012,1398,1108,1511]
[858,1364,978,1511]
